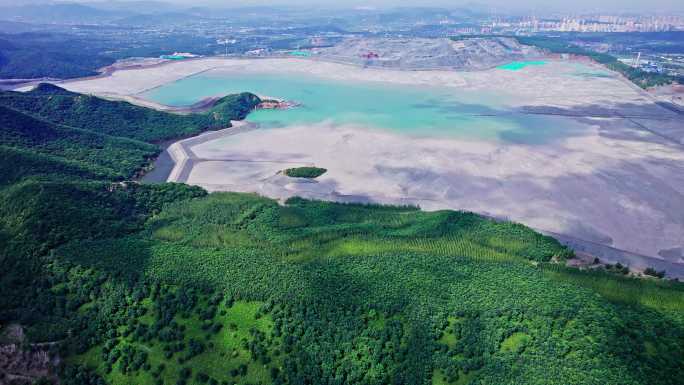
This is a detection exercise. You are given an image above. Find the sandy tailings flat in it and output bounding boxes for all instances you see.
[52,57,684,276]
[184,120,684,271]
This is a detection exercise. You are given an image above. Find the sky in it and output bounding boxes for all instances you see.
[6,0,684,13]
[169,0,682,13]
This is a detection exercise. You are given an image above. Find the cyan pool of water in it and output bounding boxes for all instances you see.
[142,71,585,144]
[497,61,548,71]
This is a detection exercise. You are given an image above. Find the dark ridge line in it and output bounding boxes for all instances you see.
[655,101,684,115]
[623,116,684,148]
[189,158,313,164]
[519,111,675,120]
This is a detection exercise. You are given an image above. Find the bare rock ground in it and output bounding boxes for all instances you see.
[316,37,545,70]
[0,325,58,385]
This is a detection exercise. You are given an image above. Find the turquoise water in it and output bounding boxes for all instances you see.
[142,71,584,144]
[497,61,548,71]
[288,51,312,57]
[160,55,187,60]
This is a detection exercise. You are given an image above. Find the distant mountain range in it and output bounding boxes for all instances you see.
[0,1,488,26]
[0,1,200,24]
[0,3,136,24]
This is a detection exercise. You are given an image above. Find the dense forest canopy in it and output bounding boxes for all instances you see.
[0,85,682,385]
[0,30,222,80]
[0,32,115,79]
[0,84,260,142]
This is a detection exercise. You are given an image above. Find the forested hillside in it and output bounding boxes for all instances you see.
[0,32,116,79]
[0,104,158,180]
[0,85,258,376]
[0,86,682,385]
[0,84,260,142]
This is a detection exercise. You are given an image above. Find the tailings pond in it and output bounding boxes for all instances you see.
[142,69,586,144]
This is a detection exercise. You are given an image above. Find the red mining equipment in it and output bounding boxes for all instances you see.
[361,52,380,59]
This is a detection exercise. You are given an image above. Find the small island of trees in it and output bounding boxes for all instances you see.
[283,166,327,179]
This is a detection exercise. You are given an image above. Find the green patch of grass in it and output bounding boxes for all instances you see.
[72,299,277,385]
[178,301,276,384]
[455,369,477,385]
[220,301,273,335]
[326,236,524,264]
[152,225,185,242]
[432,368,454,385]
[500,332,530,353]
[438,316,461,349]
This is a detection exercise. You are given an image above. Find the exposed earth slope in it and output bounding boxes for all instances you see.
[316,37,544,70]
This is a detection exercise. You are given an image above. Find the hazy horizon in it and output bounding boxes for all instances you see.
[3,0,684,14]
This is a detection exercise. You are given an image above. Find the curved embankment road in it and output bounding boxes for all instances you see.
[166,121,258,183]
